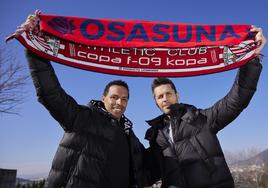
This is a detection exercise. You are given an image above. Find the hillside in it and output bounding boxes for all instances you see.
[229,149,268,188]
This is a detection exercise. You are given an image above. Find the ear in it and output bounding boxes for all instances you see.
[155,100,159,108]
[176,92,179,103]
[153,96,161,109]
[102,95,105,103]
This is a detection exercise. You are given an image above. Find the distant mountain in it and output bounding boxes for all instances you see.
[232,149,268,167]
[17,171,48,181]
[229,149,268,188]
[16,177,33,185]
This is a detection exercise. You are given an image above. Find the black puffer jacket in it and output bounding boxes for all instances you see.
[26,51,149,188]
[145,58,262,188]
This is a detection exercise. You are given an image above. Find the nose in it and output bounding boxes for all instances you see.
[163,94,168,102]
[116,98,123,105]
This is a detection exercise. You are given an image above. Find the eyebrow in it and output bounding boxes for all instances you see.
[111,94,128,99]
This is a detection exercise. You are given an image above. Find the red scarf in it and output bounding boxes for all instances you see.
[8,13,258,77]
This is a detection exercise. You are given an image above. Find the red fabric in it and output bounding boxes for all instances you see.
[14,14,258,77]
[40,15,252,48]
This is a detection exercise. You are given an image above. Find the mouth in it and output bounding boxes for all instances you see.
[162,104,170,109]
[161,104,172,113]
[113,106,123,113]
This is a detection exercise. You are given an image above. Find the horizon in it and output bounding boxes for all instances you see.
[13,148,268,179]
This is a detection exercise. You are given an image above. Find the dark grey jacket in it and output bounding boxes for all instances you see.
[146,58,262,188]
[26,51,149,188]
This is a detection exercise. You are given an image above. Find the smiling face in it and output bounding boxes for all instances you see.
[102,85,129,120]
[153,84,179,114]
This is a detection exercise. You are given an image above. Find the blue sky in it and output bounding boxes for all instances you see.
[0,0,267,179]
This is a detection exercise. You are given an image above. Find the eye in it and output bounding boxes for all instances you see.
[157,94,163,100]
[111,95,119,100]
[122,97,128,102]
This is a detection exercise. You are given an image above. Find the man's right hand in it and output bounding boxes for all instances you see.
[5,10,41,42]
[152,180,162,188]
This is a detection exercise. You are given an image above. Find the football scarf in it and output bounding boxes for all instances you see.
[6,12,258,77]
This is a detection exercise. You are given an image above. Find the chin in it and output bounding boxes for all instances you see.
[162,109,170,114]
[113,113,122,119]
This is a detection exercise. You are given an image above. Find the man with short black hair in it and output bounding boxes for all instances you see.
[25,50,150,188]
[145,26,266,188]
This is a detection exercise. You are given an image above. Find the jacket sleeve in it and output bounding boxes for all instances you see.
[25,50,81,131]
[201,57,262,133]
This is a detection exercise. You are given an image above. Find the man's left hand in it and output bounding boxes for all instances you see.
[251,25,266,54]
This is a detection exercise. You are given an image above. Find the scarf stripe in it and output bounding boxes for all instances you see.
[13,14,258,77]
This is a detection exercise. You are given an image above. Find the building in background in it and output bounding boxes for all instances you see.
[0,168,17,188]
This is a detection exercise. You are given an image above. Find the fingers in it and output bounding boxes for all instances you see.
[34,9,42,15]
[26,15,38,25]
[250,26,263,43]
[21,13,40,35]
[152,180,162,188]
[250,25,266,54]
[250,25,263,43]
[5,11,40,42]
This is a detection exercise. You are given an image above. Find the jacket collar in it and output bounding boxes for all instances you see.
[88,99,107,113]
[146,103,197,128]
[146,114,165,129]
[181,106,197,122]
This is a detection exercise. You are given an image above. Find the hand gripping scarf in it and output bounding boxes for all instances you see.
[6,11,258,77]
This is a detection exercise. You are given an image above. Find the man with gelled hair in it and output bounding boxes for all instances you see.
[145,27,266,188]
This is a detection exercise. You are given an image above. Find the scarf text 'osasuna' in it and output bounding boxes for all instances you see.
[11,13,258,77]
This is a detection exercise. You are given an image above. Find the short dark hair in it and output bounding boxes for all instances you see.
[103,80,129,98]
[151,77,177,95]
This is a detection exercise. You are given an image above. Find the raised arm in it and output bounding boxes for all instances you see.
[202,26,266,133]
[202,57,262,133]
[26,50,81,131]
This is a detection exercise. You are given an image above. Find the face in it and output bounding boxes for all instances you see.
[153,84,179,114]
[102,85,129,120]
